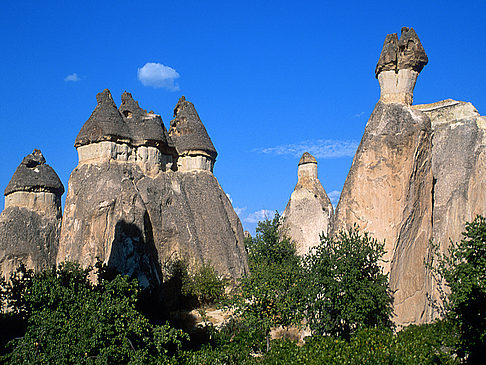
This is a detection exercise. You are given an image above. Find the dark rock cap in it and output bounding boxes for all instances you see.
[4,149,64,196]
[119,91,176,154]
[298,152,317,165]
[74,89,130,147]
[375,27,428,78]
[169,96,217,159]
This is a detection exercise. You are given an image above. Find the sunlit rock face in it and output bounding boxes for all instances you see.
[0,150,64,279]
[333,28,435,326]
[414,99,486,318]
[58,90,248,288]
[282,153,333,256]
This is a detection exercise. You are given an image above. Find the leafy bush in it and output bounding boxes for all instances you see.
[432,215,486,362]
[0,262,188,364]
[229,213,305,343]
[303,227,393,339]
[182,262,227,307]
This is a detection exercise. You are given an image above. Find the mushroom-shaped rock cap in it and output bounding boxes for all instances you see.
[169,96,217,159]
[397,27,428,72]
[74,89,130,147]
[4,149,64,196]
[119,91,175,152]
[375,27,428,78]
[298,152,317,165]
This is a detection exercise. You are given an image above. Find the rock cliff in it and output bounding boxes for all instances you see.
[0,150,64,278]
[333,28,434,326]
[57,90,248,288]
[282,152,333,255]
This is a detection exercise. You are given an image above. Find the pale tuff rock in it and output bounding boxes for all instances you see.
[169,96,217,172]
[376,27,428,105]
[282,153,333,256]
[0,150,64,279]
[333,29,434,326]
[413,100,486,318]
[58,90,248,287]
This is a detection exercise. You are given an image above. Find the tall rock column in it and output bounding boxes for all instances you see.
[333,27,434,326]
[0,150,64,278]
[282,152,333,255]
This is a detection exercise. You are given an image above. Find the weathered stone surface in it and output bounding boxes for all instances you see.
[136,170,248,278]
[75,89,131,148]
[332,102,434,326]
[169,96,217,161]
[282,152,333,256]
[375,28,428,105]
[413,100,486,317]
[0,150,64,279]
[119,91,176,156]
[5,149,64,196]
[59,90,248,288]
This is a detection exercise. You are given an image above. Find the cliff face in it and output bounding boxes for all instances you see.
[0,150,64,279]
[332,28,486,326]
[57,91,248,286]
[282,153,333,256]
[333,102,434,325]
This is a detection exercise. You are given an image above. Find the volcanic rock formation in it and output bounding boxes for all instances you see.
[0,150,64,278]
[57,90,248,288]
[333,27,486,326]
[333,28,434,326]
[282,153,333,255]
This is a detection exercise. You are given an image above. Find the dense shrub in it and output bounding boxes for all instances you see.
[182,262,227,306]
[432,215,486,362]
[0,262,188,364]
[303,227,393,339]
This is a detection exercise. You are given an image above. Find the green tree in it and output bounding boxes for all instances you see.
[432,215,486,362]
[304,227,393,339]
[229,213,305,350]
[1,262,187,364]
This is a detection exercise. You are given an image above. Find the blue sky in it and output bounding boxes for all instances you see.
[1,1,485,234]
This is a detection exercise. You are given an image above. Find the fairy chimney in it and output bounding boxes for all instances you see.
[375,27,428,105]
[169,96,217,172]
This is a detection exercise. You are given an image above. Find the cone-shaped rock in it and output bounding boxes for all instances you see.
[333,29,434,326]
[282,153,333,256]
[119,91,176,156]
[58,91,248,295]
[169,96,217,161]
[0,150,64,278]
[75,89,130,147]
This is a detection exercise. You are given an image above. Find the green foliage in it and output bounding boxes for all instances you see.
[303,227,393,339]
[432,215,486,361]
[264,324,457,364]
[182,262,227,307]
[229,213,305,336]
[1,262,188,364]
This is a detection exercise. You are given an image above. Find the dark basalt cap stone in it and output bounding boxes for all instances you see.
[119,91,176,154]
[74,89,130,147]
[375,27,428,78]
[298,152,317,165]
[169,96,217,159]
[4,149,64,196]
[397,27,428,72]
[375,33,399,77]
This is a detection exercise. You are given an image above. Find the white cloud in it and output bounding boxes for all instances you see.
[64,73,80,82]
[234,206,246,217]
[254,139,359,159]
[327,190,341,207]
[354,111,365,118]
[137,62,180,90]
[244,209,275,224]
